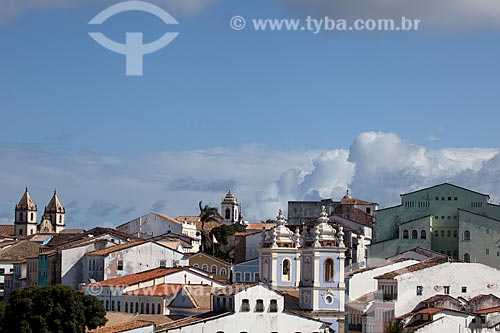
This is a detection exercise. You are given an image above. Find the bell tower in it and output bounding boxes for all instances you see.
[14,187,38,236]
[44,190,66,233]
[221,190,239,224]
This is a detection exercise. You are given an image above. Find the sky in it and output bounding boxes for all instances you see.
[1,0,500,229]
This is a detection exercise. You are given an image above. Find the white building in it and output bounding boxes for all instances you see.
[117,213,198,239]
[84,240,188,282]
[158,284,332,333]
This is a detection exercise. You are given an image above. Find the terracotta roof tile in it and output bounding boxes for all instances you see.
[89,320,153,333]
[0,240,42,262]
[474,306,500,314]
[156,312,231,331]
[89,267,183,287]
[245,223,276,230]
[0,225,15,237]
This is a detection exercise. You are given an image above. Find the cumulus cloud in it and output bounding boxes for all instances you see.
[0,133,499,228]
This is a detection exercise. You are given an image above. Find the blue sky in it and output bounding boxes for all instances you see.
[1,0,500,228]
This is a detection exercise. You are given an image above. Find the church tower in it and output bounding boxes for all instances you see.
[221,190,239,224]
[14,187,38,236]
[299,206,346,332]
[44,190,65,233]
[259,209,302,288]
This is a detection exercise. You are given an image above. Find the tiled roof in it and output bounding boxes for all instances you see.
[88,320,153,333]
[277,289,301,311]
[416,307,446,315]
[0,240,42,262]
[0,225,15,237]
[245,223,276,230]
[124,283,183,297]
[195,220,220,233]
[86,240,146,256]
[153,213,182,225]
[374,260,444,279]
[176,216,200,223]
[89,267,183,287]
[189,252,231,267]
[156,312,232,331]
[422,294,458,303]
[340,196,377,205]
[184,285,215,309]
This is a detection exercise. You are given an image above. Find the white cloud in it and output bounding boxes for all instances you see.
[0,133,499,229]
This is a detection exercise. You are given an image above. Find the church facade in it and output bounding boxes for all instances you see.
[259,207,347,332]
[14,188,66,236]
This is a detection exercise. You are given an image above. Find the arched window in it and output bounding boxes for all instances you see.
[59,215,62,223]
[304,257,311,281]
[403,230,409,239]
[211,265,217,274]
[140,303,144,314]
[193,263,199,268]
[151,303,155,314]
[19,212,24,222]
[202,264,208,271]
[146,303,149,314]
[135,302,139,313]
[263,258,269,281]
[225,208,230,220]
[30,213,34,221]
[463,230,471,241]
[125,302,128,313]
[464,253,471,263]
[324,258,334,282]
[411,230,418,239]
[130,302,134,313]
[220,268,227,276]
[420,230,427,239]
[282,259,291,281]
[157,303,161,314]
[235,272,241,282]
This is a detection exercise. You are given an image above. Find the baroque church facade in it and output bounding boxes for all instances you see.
[259,206,347,332]
[14,188,66,236]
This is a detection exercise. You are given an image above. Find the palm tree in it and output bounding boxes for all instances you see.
[385,319,406,333]
[198,201,222,253]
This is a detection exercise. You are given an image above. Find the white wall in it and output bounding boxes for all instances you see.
[347,260,419,301]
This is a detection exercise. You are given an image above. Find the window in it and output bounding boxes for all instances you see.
[117,260,123,271]
[464,253,471,263]
[441,230,445,237]
[130,302,134,313]
[220,268,227,276]
[125,302,128,313]
[282,259,291,282]
[202,264,208,271]
[157,303,161,314]
[255,299,264,312]
[235,272,241,282]
[463,230,471,241]
[241,299,250,312]
[453,230,458,238]
[324,258,334,282]
[244,272,251,282]
[443,286,450,294]
[454,197,458,200]
[447,230,451,237]
[146,303,150,314]
[140,303,144,314]
[435,197,439,200]
[135,302,139,313]
[304,257,311,281]
[416,286,423,296]
[111,301,115,311]
[106,300,109,311]
[411,230,418,239]
[462,286,467,293]
[434,230,439,237]
[420,230,426,239]
[225,208,230,220]
[270,299,278,312]
[211,265,217,274]
[193,263,199,268]
[254,272,260,281]
[403,230,409,239]
[19,212,24,222]
[30,212,34,221]
[486,248,490,255]
[151,303,155,314]
[448,197,452,201]
[366,207,371,214]
[435,216,439,220]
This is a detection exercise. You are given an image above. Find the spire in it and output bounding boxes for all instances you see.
[45,190,64,213]
[16,187,37,211]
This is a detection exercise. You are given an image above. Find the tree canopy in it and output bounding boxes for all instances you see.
[2,285,107,333]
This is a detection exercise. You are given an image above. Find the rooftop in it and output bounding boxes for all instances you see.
[86,240,147,256]
[88,267,184,287]
[374,260,444,279]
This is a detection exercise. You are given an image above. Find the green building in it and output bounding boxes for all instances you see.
[371,183,500,269]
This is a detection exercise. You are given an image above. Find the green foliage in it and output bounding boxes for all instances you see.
[385,319,406,333]
[211,224,247,245]
[3,285,106,333]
